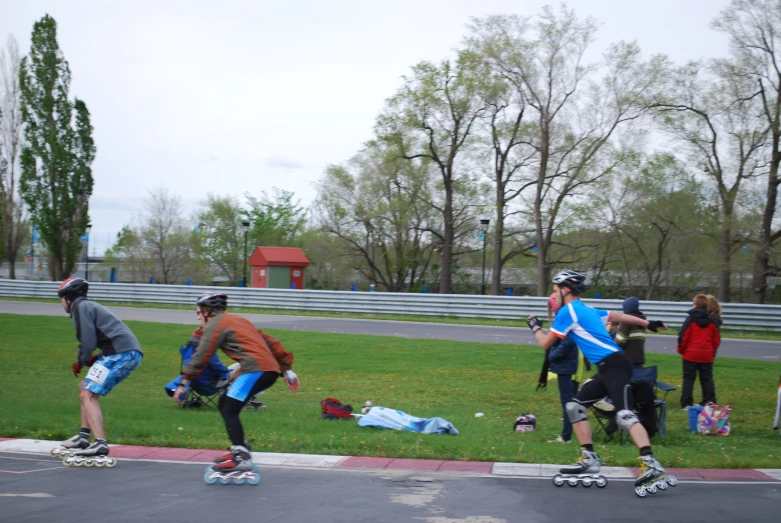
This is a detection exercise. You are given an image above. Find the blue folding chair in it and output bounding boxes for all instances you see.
[164,345,231,409]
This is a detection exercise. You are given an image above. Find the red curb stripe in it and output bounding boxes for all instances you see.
[0,438,15,442]
[438,461,494,474]
[340,457,394,468]
[386,459,445,471]
[141,448,207,461]
[109,445,160,458]
[696,469,776,481]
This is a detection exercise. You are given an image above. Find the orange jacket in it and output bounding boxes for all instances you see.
[183,312,280,380]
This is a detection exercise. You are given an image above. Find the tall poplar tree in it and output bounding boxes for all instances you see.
[19,14,95,280]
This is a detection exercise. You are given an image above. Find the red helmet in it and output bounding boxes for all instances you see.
[57,278,89,299]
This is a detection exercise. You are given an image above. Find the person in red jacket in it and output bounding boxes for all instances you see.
[677,294,721,409]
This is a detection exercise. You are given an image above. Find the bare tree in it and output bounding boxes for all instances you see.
[651,58,766,302]
[141,189,192,284]
[378,51,490,294]
[0,35,27,278]
[469,8,667,295]
[314,144,438,292]
[713,0,781,303]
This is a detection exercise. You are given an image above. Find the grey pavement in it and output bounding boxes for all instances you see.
[1,452,780,523]
[0,300,779,360]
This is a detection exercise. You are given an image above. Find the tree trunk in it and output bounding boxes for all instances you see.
[751,153,780,304]
[491,189,504,295]
[440,181,454,294]
[535,122,550,296]
[718,206,733,303]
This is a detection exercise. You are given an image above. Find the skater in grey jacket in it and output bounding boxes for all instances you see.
[54,278,143,461]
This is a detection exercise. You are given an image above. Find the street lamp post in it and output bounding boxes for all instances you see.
[242,221,250,287]
[85,223,92,280]
[480,219,490,295]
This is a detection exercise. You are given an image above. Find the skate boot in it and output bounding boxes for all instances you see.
[51,432,90,458]
[204,446,260,486]
[634,455,678,497]
[63,439,117,468]
[553,449,608,488]
[212,441,252,463]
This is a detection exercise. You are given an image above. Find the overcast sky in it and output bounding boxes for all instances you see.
[1,0,733,254]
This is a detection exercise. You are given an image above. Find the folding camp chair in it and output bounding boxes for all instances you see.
[163,345,232,409]
[590,365,677,443]
[591,399,619,442]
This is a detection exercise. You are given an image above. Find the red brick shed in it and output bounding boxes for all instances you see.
[247,247,310,289]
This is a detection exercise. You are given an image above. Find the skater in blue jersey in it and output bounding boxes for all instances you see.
[527,271,678,497]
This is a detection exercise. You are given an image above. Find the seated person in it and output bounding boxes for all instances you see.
[164,328,265,409]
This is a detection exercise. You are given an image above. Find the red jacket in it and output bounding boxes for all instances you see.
[677,308,721,363]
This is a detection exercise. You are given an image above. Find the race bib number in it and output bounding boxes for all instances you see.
[86,363,110,385]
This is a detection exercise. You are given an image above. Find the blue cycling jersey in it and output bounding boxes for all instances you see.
[551,300,618,365]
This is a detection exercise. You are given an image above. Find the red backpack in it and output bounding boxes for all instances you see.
[321,398,353,420]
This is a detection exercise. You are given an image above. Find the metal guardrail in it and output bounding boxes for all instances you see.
[1,279,780,330]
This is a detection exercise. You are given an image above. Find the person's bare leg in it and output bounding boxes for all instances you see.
[628,423,650,448]
[572,420,592,445]
[79,378,89,429]
[80,388,105,440]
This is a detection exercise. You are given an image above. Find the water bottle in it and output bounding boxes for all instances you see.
[362,400,372,414]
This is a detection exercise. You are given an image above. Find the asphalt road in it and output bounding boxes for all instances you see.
[1,301,779,360]
[1,452,779,523]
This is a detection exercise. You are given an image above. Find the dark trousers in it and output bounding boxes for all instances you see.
[680,360,716,408]
[218,372,278,446]
[557,375,579,441]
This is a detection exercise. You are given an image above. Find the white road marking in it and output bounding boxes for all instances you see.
[0,493,56,497]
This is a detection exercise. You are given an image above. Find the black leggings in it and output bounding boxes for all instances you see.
[218,372,279,446]
[575,352,634,412]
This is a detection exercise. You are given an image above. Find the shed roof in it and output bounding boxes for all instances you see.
[248,246,310,267]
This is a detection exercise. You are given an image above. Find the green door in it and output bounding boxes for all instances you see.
[267,266,289,289]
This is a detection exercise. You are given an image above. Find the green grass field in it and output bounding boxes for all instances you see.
[1,313,779,469]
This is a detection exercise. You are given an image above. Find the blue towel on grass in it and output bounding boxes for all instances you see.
[357,406,459,435]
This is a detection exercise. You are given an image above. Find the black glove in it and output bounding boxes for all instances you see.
[647,320,664,332]
[526,316,543,333]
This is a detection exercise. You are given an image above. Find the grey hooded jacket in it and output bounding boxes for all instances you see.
[70,297,143,365]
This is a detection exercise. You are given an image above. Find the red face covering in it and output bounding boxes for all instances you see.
[549,293,560,314]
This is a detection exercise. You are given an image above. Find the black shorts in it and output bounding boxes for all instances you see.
[575,352,633,411]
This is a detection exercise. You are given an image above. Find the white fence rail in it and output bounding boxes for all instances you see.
[1,279,780,330]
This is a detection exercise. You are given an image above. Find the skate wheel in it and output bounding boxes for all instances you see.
[646,483,657,494]
[204,469,219,485]
[50,449,59,457]
[219,477,232,485]
[233,478,245,485]
[656,480,668,490]
[247,474,261,486]
[581,478,592,488]
[635,486,647,498]
[567,478,579,487]
[106,459,117,468]
[63,457,74,467]
[85,460,94,467]
[596,477,608,488]
[552,475,564,487]
[95,460,105,468]
[666,476,678,487]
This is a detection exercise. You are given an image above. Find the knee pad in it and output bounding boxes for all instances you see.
[565,401,588,423]
[616,409,640,431]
